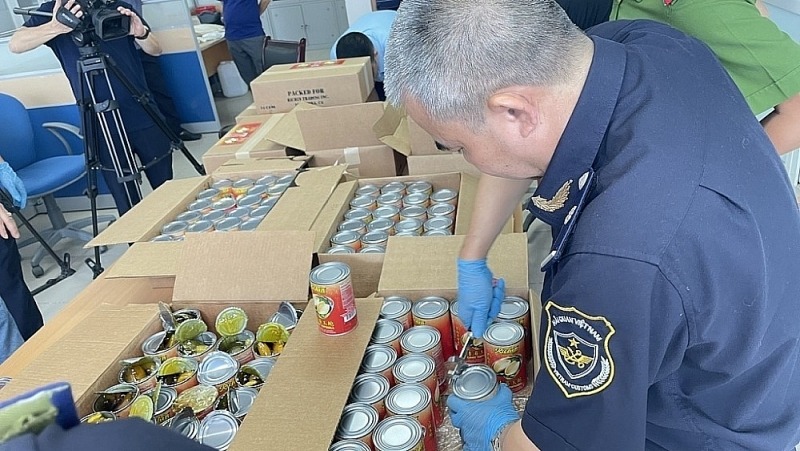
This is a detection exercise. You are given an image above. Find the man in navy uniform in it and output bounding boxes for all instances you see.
[385,1,800,450]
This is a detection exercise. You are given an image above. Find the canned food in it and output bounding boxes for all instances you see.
[344,208,373,223]
[211,179,233,196]
[412,296,455,361]
[373,205,401,222]
[394,231,418,237]
[267,183,289,198]
[277,173,295,185]
[370,319,404,355]
[350,373,390,419]
[188,199,213,214]
[361,230,389,248]
[249,206,271,219]
[406,181,433,196]
[173,308,202,325]
[328,245,357,254]
[350,196,377,211]
[247,184,269,199]
[161,221,188,237]
[335,403,380,448]
[226,207,250,221]
[149,386,177,424]
[197,188,219,201]
[497,296,531,358]
[310,262,358,335]
[150,234,175,242]
[359,245,386,254]
[157,357,199,394]
[142,330,179,361]
[236,357,275,390]
[81,411,116,424]
[198,410,239,450]
[381,181,407,196]
[423,216,453,233]
[201,210,226,224]
[198,351,239,396]
[261,197,279,208]
[367,218,395,235]
[403,193,431,209]
[399,205,427,222]
[400,326,446,390]
[187,220,214,234]
[255,174,277,187]
[339,219,368,235]
[450,300,485,364]
[329,440,372,451]
[331,230,363,252]
[394,218,423,236]
[356,184,380,198]
[427,203,456,220]
[240,218,263,232]
[253,322,289,358]
[169,407,200,439]
[237,194,262,209]
[484,321,527,393]
[422,230,451,236]
[211,197,237,213]
[92,384,138,418]
[360,344,397,386]
[231,178,255,198]
[384,383,436,451]
[215,217,241,232]
[217,330,256,365]
[430,188,458,205]
[222,386,259,421]
[377,192,403,209]
[173,384,217,420]
[392,353,442,427]
[176,210,202,224]
[451,364,499,402]
[118,356,160,392]
[380,296,413,330]
[373,415,425,451]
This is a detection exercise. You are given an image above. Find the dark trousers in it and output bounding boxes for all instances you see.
[98,124,173,216]
[0,236,43,340]
[138,50,183,136]
[227,36,266,87]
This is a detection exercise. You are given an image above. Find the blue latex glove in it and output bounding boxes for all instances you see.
[0,163,27,209]
[457,258,506,338]
[448,384,519,451]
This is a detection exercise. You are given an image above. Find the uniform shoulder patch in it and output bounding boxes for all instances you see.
[543,300,616,398]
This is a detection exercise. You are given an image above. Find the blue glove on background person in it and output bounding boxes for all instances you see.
[457,258,506,338]
[0,162,27,209]
[448,384,519,451]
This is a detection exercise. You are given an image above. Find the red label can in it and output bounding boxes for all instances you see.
[393,353,444,428]
[451,300,485,364]
[385,383,437,451]
[484,322,528,393]
[310,262,358,335]
[412,296,455,361]
[400,326,447,392]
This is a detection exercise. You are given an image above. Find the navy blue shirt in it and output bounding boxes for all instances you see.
[24,1,159,132]
[523,20,800,450]
[221,0,264,41]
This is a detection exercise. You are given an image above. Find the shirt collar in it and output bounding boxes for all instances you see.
[526,36,627,231]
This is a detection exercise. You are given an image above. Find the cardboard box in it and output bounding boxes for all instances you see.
[202,118,289,173]
[265,102,404,178]
[105,241,183,288]
[252,57,374,114]
[234,103,260,123]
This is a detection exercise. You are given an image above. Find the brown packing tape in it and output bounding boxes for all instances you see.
[229,298,383,451]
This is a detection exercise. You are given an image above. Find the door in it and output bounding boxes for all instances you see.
[268,4,306,42]
[300,1,341,49]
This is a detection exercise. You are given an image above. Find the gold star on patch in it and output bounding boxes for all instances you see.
[531,180,571,213]
[569,338,579,348]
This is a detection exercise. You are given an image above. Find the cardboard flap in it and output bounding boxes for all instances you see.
[172,231,314,303]
[263,103,320,150]
[261,57,371,80]
[86,177,209,247]
[407,116,441,155]
[212,157,306,178]
[297,102,386,151]
[310,181,358,253]
[0,304,158,400]
[106,241,183,279]
[230,298,383,451]
[373,104,412,157]
[378,234,529,298]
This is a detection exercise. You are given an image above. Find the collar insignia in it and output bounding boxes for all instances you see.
[531,179,572,213]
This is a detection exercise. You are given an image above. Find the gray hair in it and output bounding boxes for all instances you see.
[384,0,587,127]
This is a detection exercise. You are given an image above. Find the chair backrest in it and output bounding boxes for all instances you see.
[261,36,307,72]
[0,93,37,171]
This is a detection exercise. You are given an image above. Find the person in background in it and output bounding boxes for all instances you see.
[330,10,396,100]
[9,0,174,216]
[385,0,800,449]
[555,0,800,155]
[220,0,271,87]
[0,157,44,365]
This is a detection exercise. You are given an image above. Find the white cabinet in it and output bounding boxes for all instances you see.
[266,0,349,50]
[269,4,306,42]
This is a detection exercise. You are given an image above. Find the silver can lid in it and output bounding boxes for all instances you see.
[381,181,406,194]
[232,178,254,188]
[202,210,226,224]
[422,229,451,236]
[366,218,394,233]
[484,321,525,346]
[197,188,219,200]
[211,179,232,189]
[277,173,295,185]
[350,196,375,209]
[255,174,277,186]
[142,330,174,355]
[178,331,217,358]
[361,230,389,246]
[152,386,177,414]
[350,373,390,404]
[403,193,429,206]
[250,206,271,219]
[385,383,430,416]
[170,411,200,440]
[331,230,362,246]
[240,218,262,232]
[392,353,436,384]
[377,191,402,205]
[310,261,352,285]
[430,188,458,203]
[394,218,423,234]
[150,234,175,242]
[423,216,452,231]
[428,203,456,217]
[400,326,441,353]
[335,403,380,440]
[261,197,279,208]
[215,217,241,232]
[267,184,289,196]
[198,351,239,386]
[230,386,259,418]
[227,207,250,220]
[244,357,276,380]
[380,296,411,320]
[176,210,202,223]
[373,416,425,451]
[237,194,261,208]
[452,365,498,401]
[498,297,530,320]
[450,300,459,315]
[355,184,380,198]
[198,410,239,450]
[339,219,366,233]
[360,344,397,373]
[400,205,427,220]
[373,205,400,220]
[358,245,386,254]
[188,199,212,212]
[411,296,449,320]
[211,197,236,211]
[370,319,404,345]
[328,245,357,254]
[394,231,420,237]
[161,221,187,235]
[406,181,432,194]
[247,184,268,197]
[344,208,372,222]
[329,440,372,451]
[187,220,214,233]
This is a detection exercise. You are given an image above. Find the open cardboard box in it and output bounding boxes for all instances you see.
[202,117,289,173]
[251,57,374,114]
[264,102,406,178]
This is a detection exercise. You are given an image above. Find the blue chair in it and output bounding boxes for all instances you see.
[0,93,115,277]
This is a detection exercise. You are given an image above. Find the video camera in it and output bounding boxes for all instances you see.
[56,0,131,42]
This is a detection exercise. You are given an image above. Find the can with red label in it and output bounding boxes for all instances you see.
[360,344,397,386]
[370,319,404,355]
[400,326,447,391]
[483,321,527,393]
[392,352,443,427]
[450,300,485,364]
[496,296,531,359]
[350,373,391,419]
[385,383,437,451]
[310,262,358,335]
[380,296,413,330]
[412,296,455,361]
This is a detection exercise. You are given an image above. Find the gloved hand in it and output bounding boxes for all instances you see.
[457,258,505,338]
[0,163,27,209]
[448,384,519,451]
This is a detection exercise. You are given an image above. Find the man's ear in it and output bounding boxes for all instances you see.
[487,93,537,138]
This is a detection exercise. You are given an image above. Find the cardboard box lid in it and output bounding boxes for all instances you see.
[172,231,314,303]
[105,241,183,280]
[211,157,307,179]
[265,102,387,152]
[204,115,286,158]
[257,57,371,81]
[377,234,530,298]
[374,104,440,156]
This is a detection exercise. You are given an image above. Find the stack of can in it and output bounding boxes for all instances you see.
[326,180,459,254]
[150,173,296,242]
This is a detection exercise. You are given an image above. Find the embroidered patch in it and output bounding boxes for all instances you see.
[531,180,571,213]
[543,301,615,398]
